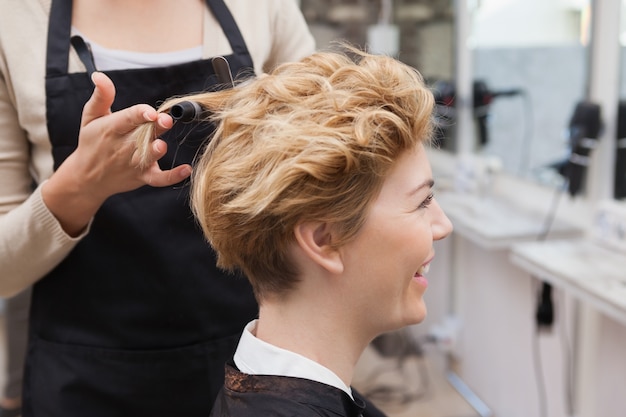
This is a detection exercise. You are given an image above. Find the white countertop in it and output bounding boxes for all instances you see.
[436,191,584,250]
[510,239,626,326]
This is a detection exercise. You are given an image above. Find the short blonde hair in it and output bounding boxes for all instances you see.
[136,47,434,300]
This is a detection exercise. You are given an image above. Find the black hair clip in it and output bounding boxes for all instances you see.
[212,56,235,87]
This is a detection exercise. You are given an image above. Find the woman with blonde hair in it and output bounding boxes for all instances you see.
[135,46,453,416]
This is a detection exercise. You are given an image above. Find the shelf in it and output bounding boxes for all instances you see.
[437,192,583,250]
[511,239,626,326]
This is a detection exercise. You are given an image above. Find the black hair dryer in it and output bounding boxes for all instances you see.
[561,101,603,197]
[432,79,522,147]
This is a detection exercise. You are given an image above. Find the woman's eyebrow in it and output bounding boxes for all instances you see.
[407,179,435,197]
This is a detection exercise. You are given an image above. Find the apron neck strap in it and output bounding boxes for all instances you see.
[205,0,250,57]
[46,0,73,76]
[46,0,251,76]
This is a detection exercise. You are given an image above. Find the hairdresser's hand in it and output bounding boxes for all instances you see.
[42,72,192,236]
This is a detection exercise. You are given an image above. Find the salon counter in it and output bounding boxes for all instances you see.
[429,147,586,249]
[511,239,626,326]
[510,237,626,417]
[425,149,621,417]
[435,192,583,250]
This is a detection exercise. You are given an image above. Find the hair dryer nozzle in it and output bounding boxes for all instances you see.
[169,101,203,123]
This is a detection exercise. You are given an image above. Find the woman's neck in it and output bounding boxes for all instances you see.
[71,0,204,52]
[256,302,372,387]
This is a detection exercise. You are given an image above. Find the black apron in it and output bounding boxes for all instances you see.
[24,1,258,416]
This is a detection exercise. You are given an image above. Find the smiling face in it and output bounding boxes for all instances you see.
[339,144,453,336]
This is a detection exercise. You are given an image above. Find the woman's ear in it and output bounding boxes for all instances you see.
[293,222,344,275]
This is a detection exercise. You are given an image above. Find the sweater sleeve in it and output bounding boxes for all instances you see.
[0,46,87,297]
[0,184,89,297]
[262,0,317,73]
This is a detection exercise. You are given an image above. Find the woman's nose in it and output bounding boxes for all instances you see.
[432,199,453,241]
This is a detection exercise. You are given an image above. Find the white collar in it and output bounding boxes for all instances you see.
[234,320,353,398]
[71,28,202,71]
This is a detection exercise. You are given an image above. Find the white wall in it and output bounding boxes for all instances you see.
[470,0,587,48]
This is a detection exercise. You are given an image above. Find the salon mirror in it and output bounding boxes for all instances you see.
[299,0,455,112]
[468,0,592,185]
[300,0,592,188]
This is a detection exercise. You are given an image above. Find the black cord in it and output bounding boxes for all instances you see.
[534,179,566,329]
[531,282,576,417]
[537,178,568,242]
[534,180,566,328]
[479,88,533,176]
[531,178,575,417]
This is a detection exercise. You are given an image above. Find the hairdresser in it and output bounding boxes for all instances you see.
[0,1,323,416]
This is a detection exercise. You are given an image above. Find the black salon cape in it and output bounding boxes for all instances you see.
[210,362,381,417]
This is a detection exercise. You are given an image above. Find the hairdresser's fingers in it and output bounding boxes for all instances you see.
[102,104,160,137]
[109,106,174,138]
[140,138,168,165]
[81,73,172,137]
[81,72,115,126]
[155,112,174,135]
[132,139,192,187]
[143,164,193,188]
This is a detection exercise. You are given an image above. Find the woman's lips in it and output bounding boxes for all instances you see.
[416,263,430,276]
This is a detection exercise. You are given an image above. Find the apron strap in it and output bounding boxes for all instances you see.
[70,36,97,81]
[205,0,251,57]
[46,0,251,77]
[46,0,73,76]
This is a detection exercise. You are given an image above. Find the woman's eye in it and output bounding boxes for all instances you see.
[418,193,434,209]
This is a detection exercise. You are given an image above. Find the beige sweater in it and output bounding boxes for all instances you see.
[0,0,315,296]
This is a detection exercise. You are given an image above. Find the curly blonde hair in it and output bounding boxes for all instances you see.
[134,46,434,300]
